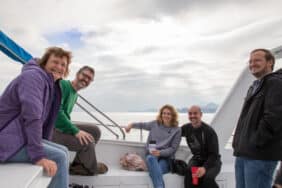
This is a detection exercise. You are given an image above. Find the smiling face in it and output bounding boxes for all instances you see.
[161,108,173,126]
[188,106,202,127]
[75,69,94,90]
[44,54,68,81]
[249,50,273,79]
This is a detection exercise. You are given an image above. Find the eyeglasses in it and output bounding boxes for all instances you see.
[80,72,93,81]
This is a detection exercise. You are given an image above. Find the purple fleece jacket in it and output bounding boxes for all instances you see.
[0,59,61,163]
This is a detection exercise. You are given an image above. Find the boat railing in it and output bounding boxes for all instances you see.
[76,94,126,140]
[73,120,146,142]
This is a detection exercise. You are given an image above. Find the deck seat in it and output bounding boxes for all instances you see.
[70,164,233,188]
[70,165,183,188]
[0,163,51,188]
[69,139,235,188]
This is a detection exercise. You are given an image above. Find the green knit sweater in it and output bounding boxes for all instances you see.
[55,80,79,135]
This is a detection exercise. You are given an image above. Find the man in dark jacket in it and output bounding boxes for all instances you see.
[181,105,221,188]
[232,49,282,188]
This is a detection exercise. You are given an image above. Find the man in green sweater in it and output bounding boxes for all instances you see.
[52,66,107,176]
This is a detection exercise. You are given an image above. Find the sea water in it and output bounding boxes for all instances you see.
[72,112,215,144]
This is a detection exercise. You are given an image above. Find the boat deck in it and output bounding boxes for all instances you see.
[0,163,51,188]
[0,139,235,188]
[70,139,235,188]
[70,164,234,188]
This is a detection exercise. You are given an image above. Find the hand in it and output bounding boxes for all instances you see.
[273,184,282,188]
[36,158,57,177]
[150,150,160,157]
[75,130,94,145]
[123,124,133,133]
[196,167,206,178]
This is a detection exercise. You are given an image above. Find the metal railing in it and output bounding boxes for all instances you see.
[76,94,125,140]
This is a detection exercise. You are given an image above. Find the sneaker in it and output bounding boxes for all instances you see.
[97,162,108,174]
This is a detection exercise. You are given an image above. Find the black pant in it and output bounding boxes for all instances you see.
[184,159,221,188]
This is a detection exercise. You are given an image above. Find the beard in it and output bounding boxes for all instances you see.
[77,79,88,89]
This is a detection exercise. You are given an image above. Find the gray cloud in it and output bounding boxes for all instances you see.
[115,0,271,21]
[132,46,160,56]
[97,55,123,65]
[1,0,282,112]
[0,55,22,92]
[82,26,114,39]
[77,59,216,111]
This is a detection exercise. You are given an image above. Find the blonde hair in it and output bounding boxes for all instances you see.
[38,47,72,77]
[156,104,179,127]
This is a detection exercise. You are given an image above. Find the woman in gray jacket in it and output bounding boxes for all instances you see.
[124,104,181,188]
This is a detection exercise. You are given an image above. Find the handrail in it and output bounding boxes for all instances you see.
[71,121,120,128]
[75,102,120,139]
[77,94,126,140]
[73,118,146,142]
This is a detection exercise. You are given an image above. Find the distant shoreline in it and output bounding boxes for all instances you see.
[73,103,218,113]
[72,110,217,113]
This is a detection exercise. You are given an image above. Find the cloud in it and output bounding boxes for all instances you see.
[133,46,160,56]
[1,0,282,111]
[0,54,22,92]
[115,0,191,20]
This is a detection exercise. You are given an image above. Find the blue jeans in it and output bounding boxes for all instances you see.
[235,157,278,188]
[146,155,170,188]
[7,140,69,188]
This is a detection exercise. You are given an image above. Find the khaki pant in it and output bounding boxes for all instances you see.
[52,124,101,174]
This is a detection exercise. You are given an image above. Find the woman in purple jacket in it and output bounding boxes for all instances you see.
[0,47,72,188]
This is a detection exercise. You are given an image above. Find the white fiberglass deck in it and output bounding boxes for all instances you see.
[70,163,234,188]
[0,163,51,188]
[69,139,235,188]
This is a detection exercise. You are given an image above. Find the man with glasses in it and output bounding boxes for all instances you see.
[52,66,108,176]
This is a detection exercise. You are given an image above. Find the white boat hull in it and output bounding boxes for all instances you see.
[70,139,235,188]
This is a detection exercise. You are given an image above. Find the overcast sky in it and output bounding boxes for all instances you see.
[1,0,282,111]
